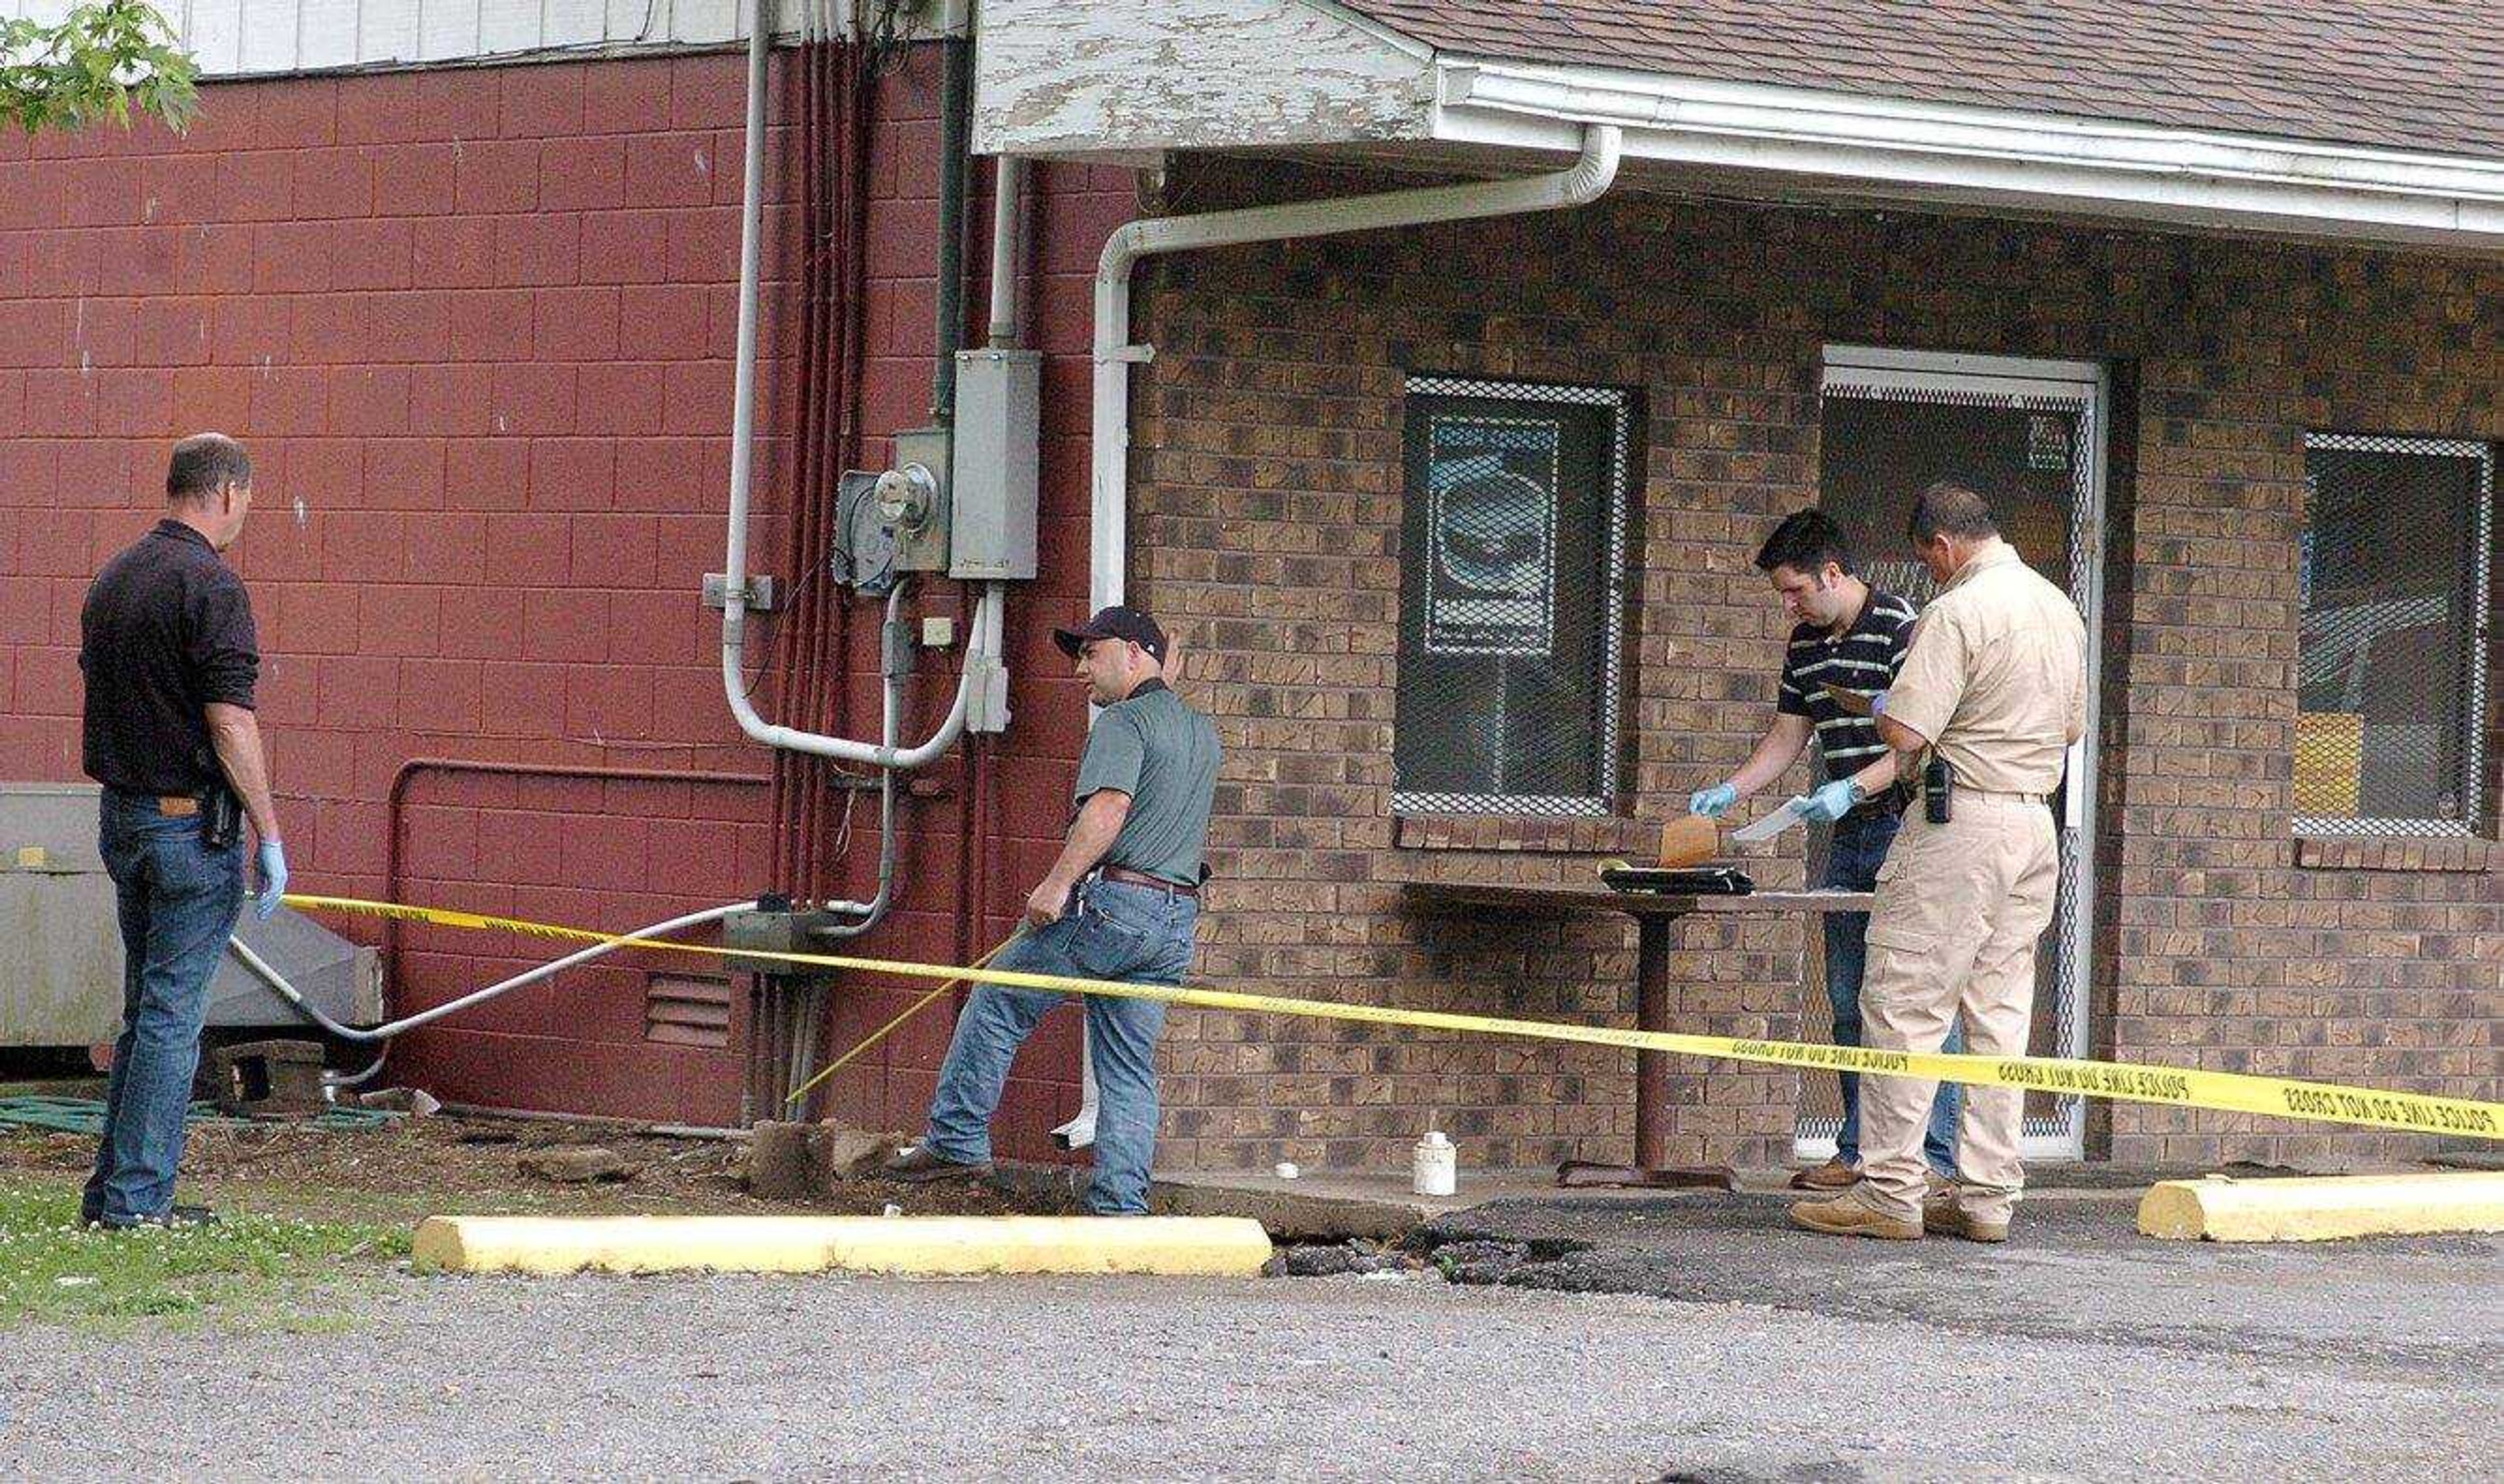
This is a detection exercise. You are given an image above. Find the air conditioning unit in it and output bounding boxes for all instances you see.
[0,784,382,1048]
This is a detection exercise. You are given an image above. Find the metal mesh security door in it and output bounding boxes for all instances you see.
[1392,378,1633,815]
[1798,348,2109,1160]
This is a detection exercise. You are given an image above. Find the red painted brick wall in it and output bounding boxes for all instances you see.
[0,47,1140,1140]
[1129,158,2504,1172]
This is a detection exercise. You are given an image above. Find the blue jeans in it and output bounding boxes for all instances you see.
[84,790,245,1226]
[925,876,1199,1215]
[1824,810,1959,1176]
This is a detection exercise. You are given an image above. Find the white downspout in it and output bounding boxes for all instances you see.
[1087,124,1622,611]
[1054,125,1624,1150]
[717,0,1000,769]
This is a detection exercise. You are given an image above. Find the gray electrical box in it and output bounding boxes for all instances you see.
[949,348,1040,580]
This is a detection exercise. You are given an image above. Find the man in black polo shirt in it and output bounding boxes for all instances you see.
[1688,510,1959,1192]
[78,433,288,1230]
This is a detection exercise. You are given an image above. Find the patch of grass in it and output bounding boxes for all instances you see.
[0,1178,410,1331]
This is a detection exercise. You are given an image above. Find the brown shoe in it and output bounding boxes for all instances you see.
[1925,1168,1957,1200]
[880,1144,993,1183]
[1787,1195,1921,1240]
[1789,1157,1860,1191]
[1921,1198,2008,1244]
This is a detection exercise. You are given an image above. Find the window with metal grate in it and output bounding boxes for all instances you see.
[2295,434,2496,837]
[1392,376,1633,816]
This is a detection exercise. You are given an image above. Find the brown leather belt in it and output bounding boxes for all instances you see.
[1096,864,1197,896]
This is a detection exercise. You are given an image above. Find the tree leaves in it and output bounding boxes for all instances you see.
[1,0,198,136]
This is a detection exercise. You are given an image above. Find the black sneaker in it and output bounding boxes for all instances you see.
[880,1145,992,1183]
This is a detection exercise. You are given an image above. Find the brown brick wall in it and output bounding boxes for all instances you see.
[1127,158,2503,1173]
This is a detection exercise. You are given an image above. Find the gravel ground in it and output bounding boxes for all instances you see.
[5,1262,2494,1483]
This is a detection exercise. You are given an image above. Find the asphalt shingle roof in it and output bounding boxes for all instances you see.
[1341,0,2504,160]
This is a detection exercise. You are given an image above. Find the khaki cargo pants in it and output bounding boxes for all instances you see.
[1852,792,2059,1226]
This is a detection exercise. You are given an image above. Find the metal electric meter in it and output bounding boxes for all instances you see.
[874,424,954,576]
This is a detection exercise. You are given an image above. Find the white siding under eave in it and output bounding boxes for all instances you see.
[1,0,826,77]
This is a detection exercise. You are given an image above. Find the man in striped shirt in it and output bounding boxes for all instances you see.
[1690,510,1960,1191]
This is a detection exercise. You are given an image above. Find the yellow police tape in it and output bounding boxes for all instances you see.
[282,894,2504,1142]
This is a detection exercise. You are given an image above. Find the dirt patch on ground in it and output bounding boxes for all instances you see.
[0,1105,1052,1226]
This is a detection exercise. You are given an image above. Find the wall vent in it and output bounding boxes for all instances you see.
[645,973,733,1048]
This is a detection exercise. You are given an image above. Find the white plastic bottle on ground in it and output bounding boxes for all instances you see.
[1412,1129,1456,1197]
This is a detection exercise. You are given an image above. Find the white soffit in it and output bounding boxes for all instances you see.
[967,0,2504,252]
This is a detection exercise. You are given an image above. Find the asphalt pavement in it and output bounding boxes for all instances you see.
[1409,1187,2501,1378]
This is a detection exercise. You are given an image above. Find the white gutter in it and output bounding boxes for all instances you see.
[1434,63,2504,250]
[1088,123,1622,610]
[717,0,999,769]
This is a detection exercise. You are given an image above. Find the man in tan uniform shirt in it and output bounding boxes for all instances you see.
[1790,481,2086,1243]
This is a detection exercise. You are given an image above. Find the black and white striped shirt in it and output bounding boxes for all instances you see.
[1778,587,1917,808]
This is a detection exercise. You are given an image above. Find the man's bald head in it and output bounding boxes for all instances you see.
[165,434,255,552]
[1906,480,1999,545]
[167,433,252,505]
[1907,479,2003,586]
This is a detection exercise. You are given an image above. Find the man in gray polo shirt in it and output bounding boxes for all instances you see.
[886,605,1219,1213]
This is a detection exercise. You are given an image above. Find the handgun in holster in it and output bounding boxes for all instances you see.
[200,783,242,851]
[1922,756,1954,825]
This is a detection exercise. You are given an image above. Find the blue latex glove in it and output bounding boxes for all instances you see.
[1689,781,1740,819]
[1793,779,1864,825]
[254,838,288,921]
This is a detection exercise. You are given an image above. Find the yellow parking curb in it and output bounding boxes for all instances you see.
[410,1214,1274,1277]
[2137,1171,2504,1242]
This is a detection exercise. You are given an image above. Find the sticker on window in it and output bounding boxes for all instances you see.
[1423,416,1559,657]
[2027,414,2071,472]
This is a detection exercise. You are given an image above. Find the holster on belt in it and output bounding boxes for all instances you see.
[199,781,241,850]
[1922,756,1954,824]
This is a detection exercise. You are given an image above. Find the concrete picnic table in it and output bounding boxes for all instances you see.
[1400,882,1872,1180]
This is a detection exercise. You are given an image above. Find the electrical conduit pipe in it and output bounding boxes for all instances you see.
[989,155,1026,348]
[812,579,914,942]
[717,0,1002,768]
[230,901,758,1043]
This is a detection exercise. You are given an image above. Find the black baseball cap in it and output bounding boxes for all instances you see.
[1052,604,1167,662]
